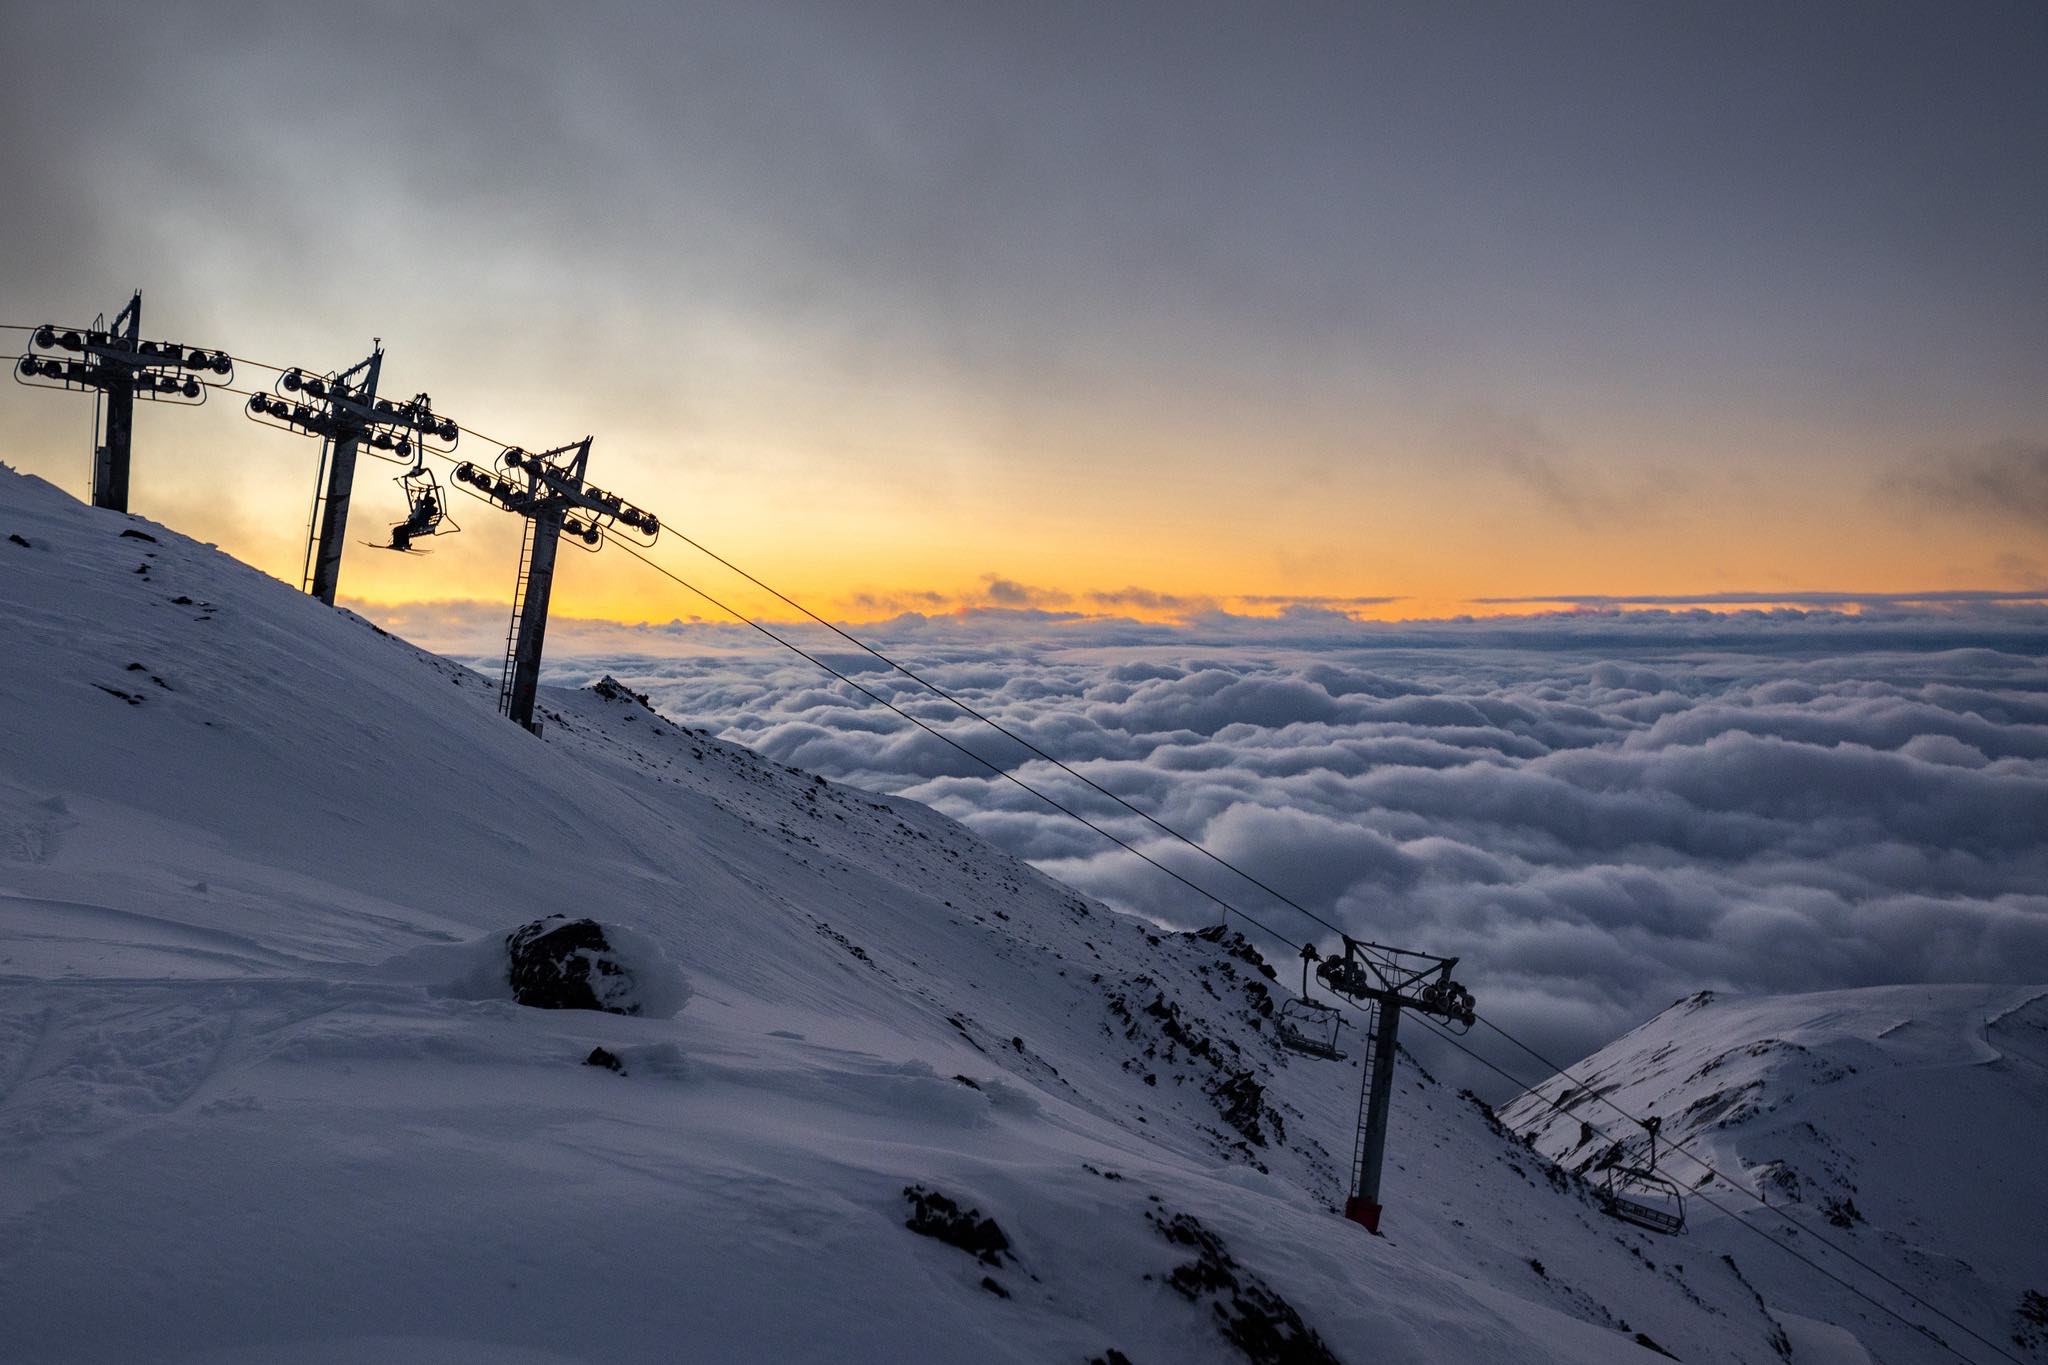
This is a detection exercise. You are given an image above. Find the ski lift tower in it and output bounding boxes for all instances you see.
[1315,937,1476,1233]
[245,351,461,605]
[14,292,234,511]
[452,441,660,734]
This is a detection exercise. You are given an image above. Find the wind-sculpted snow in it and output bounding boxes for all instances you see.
[518,610,2048,1075]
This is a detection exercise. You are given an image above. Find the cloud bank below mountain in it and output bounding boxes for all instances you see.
[407,601,2048,1074]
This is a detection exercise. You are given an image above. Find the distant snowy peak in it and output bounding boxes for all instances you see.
[1505,983,2048,1357]
[1506,984,2047,1170]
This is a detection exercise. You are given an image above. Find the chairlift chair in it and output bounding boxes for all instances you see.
[1276,945,1348,1061]
[1277,996,1347,1061]
[1599,1116,1686,1235]
[380,467,456,553]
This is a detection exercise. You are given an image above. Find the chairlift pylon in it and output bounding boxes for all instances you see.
[1307,935,1476,1233]
[1276,945,1347,1061]
[1599,1115,1687,1235]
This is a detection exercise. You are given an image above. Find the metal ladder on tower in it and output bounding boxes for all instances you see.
[299,439,334,594]
[497,515,538,716]
[1347,998,1380,1206]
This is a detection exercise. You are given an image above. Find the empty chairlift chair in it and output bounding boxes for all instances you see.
[1600,1116,1686,1235]
[1275,945,1348,1061]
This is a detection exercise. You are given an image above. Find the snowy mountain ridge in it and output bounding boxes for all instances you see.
[0,461,2038,1364]
[1504,983,2048,1361]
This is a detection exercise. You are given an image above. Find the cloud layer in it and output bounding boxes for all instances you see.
[516,605,2048,1077]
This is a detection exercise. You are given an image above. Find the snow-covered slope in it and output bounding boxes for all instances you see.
[1504,985,2048,1363]
[0,462,1991,1364]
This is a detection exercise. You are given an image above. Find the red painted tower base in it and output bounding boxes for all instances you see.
[1344,1196,1382,1233]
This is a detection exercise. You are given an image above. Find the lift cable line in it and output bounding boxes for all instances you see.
[604,533,1315,940]
[611,510,1389,948]
[590,529,1985,1320]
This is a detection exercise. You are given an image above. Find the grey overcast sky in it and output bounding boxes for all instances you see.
[3,1,2045,620]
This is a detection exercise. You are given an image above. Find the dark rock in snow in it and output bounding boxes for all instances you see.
[2014,1288,2048,1349]
[119,527,158,542]
[1193,924,1279,981]
[902,1185,1011,1266]
[1821,1195,1863,1228]
[506,916,640,1014]
[7,533,29,548]
[592,675,653,709]
[1148,1208,1339,1365]
[1208,1070,1278,1147]
[585,1046,625,1073]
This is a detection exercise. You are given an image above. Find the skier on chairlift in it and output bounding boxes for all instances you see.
[384,467,449,553]
[388,487,436,551]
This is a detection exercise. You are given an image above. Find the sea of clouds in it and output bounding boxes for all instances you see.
[445,600,2048,1084]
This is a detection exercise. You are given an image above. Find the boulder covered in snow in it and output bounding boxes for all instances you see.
[374,917,692,1017]
[506,916,643,1014]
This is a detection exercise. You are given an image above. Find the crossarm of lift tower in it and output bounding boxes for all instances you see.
[1311,937,1477,1027]
[12,294,236,513]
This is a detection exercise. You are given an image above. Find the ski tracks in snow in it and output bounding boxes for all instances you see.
[0,975,499,1211]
